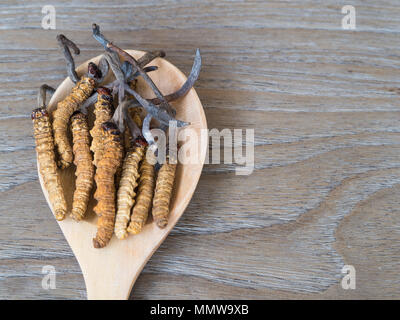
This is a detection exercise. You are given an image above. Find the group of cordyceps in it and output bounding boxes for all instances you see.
[31,24,201,248]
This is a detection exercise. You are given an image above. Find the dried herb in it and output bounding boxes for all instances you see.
[70,111,94,221]
[149,49,201,104]
[90,87,114,167]
[53,34,99,168]
[127,153,155,234]
[32,85,67,221]
[93,121,123,248]
[80,57,160,114]
[92,24,175,116]
[126,49,201,123]
[152,158,177,228]
[115,142,146,239]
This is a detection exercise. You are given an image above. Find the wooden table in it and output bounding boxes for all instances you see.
[1,0,399,299]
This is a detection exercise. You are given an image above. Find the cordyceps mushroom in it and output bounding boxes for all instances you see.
[90,87,114,167]
[32,85,67,221]
[92,93,130,247]
[92,118,123,248]
[81,51,159,156]
[52,34,104,169]
[127,154,155,234]
[90,51,151,238]
[130,51,201,230]
[70,111,94,221]
[129,47,201,230]
[92,24,187,125]
[94,50,165,237]
[128,51,201,230]
[92,24,202,234]
[127,113,156,235]
[92,51,145,239]
[152,159,177,229]
[114,103,148,239]
[141,113,177,229]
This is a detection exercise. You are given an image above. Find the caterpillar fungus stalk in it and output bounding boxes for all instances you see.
[70,111,94,221]
[93,122,123,248]
[90,87,114,167]
[53,35,100,168]
[32,85,67,221]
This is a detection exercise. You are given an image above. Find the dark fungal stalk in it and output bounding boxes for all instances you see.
[56,34,80,84]
[126,48,202,111]
[57,34,105,84]
[92,23,175,116]
[80,62,159,114]
[37,84,55,108]
[149,49,202,104]
[107,42,175,116]
[102,50,187,128]
[124,85,188,127]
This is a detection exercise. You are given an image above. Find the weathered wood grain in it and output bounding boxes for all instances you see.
[1,0,400,299]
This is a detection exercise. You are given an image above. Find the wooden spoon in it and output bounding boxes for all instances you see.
[37,50,207,299]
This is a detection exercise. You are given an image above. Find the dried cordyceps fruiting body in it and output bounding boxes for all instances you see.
[32,104,67,221]
[90,87,113,167]
[53,76,95,168]
[93,122,123,248]
[114,143,146,239]
[70,111,94,221]
[53,35,99,169]
[127,151,155,234]
[152,159,177,228]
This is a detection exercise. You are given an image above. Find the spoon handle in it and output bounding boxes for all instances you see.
[82,262,140,300]
[74,232,158,300]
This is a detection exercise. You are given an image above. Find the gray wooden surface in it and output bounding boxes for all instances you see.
[1,0,400,299]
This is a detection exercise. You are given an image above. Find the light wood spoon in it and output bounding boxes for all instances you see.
[37,50,207,299]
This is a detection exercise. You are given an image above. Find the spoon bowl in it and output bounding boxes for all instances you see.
[37,50,207,299]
